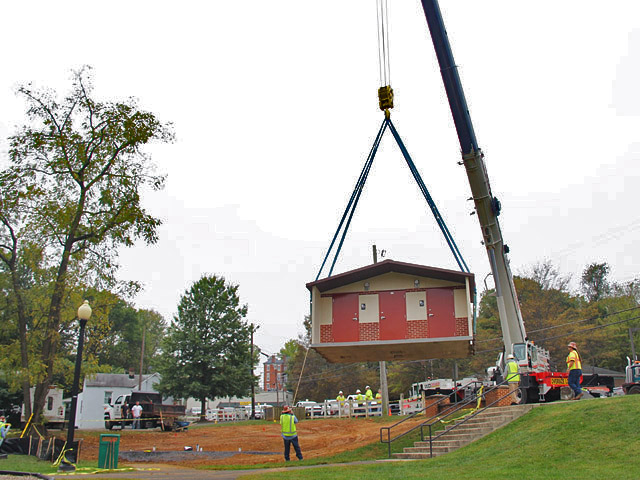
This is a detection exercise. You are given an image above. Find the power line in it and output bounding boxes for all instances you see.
[475,314,640,356]
[476,305,640,344]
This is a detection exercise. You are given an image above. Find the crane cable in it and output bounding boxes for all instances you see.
[376,0,391,88]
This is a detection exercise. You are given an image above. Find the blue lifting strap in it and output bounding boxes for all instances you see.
[316,117,470,280]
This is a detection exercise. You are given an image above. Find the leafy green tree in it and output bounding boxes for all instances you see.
[581,262,611,302]
[156,275,256,421]
[0,66,173,426]
[96,302,166,374]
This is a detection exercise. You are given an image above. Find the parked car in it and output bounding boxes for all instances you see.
[295,400,323,417]
[324,399,340,416]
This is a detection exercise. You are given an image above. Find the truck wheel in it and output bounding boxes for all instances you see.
[628,385,640,395]
[143,420,155,429]
[515,387,529,404]
[105,418,113,430]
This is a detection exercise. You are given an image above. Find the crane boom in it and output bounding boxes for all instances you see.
[419,0,527,353]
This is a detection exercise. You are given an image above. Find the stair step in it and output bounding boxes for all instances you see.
[393,404,535,459]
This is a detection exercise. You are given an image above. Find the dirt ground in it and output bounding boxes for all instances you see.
[74,416,418,467]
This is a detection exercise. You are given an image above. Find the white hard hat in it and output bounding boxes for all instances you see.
[506,354,515,359]
[366,385,370,389]
[356,389,361,393]
[339,391,343,394]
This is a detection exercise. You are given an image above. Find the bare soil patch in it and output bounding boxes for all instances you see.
[73,417,413,467]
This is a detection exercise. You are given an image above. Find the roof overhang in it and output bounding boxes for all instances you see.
[307,259,475,293]
[311,336,474,363]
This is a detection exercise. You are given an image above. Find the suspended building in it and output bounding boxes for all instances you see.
[307,259,475,363]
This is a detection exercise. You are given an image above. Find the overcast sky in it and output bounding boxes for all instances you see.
[1,1,639,357]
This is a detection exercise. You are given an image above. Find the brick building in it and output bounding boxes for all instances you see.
[263,355,287,392]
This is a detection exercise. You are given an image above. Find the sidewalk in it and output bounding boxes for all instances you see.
[45,459,407,480]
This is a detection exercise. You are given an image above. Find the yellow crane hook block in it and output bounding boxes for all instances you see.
[378,85,394,117]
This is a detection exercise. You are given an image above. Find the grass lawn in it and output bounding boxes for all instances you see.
[0,454,98,474]
[240,395,640,479]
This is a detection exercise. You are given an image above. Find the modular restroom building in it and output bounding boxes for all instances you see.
[306,259,475,363]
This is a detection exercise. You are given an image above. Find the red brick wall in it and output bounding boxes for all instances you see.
[407,319,429,339]
[320,324,333,343]
[359,323,379,342]
[455,317,469,336]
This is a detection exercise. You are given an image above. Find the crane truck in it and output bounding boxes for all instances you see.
[418,0,612,403]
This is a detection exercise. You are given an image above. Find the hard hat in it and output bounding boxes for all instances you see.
[506,354,514,359]
[339,391,343,394]
[568,341,577,349]
[356,389,361,393]
[366,385,370,389]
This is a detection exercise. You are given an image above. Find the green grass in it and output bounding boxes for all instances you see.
[239,395,640,479]
[0,454,98,474]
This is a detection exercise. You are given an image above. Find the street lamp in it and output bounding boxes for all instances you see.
[60,300,92,472]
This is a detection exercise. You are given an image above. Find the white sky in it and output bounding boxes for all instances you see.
[1,1,639,357]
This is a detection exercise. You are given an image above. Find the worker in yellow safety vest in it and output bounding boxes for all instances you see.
[505,354,520,383]
[375,389,382,400]
[365,386,374,401]
[336,391,345,403]
[566,341,583,400]
[0,416,10,447]
[355,389,364,404]
[280,405,303,461]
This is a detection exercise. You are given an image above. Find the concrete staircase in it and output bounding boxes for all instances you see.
[393,404,535,459]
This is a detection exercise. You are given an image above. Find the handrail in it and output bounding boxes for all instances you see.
[421,381,517,458]
[380,379,513,458]
[379,393,454,457]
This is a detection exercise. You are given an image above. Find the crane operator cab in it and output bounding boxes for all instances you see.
[490,341,551,383]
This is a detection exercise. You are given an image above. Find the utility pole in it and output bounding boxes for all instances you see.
[630,327,640,360]
[138,324,146,391]
[250,325,255,419]
[374,244,390,416]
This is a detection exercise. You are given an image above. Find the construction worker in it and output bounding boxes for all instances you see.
[336,391,345,403]
[279,405,303,461]
[0,416,10,447]
[355,389,364,403]
[375,389,382,400]
[365,386,374,401]
[505,354,520,403]
[505,354,520,384]
[567,341,583,400]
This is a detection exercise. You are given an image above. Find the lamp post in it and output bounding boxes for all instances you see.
[61,300,92,471]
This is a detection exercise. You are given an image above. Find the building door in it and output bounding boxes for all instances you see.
[332,294,359,342]
[427,288,456,337]
[379,291,406,340]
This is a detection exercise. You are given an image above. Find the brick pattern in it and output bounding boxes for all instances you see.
[320,324,333,343]
[484,385,517,407]
[407,319,429,339]
[455,317,469,336]
[359,323,379,342]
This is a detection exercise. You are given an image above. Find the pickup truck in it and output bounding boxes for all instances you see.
[104,391,186,431]
[295,400,324,418]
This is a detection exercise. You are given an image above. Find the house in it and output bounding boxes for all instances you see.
[306,259,475,363]
[75,373,160,429]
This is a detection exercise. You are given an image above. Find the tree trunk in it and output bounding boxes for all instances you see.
[10,265,32,420]
[30,192,85,432]
[200,398,206,423]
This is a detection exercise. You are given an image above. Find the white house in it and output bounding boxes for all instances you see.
[75,373,160,429]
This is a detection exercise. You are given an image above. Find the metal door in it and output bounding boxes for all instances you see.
[332,294,359,342]
[426,288,456,337]
[379,291,406,340]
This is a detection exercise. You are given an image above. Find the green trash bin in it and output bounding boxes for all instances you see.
[98,434,120,469]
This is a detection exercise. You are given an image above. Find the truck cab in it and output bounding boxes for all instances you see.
[623,358,640,394]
